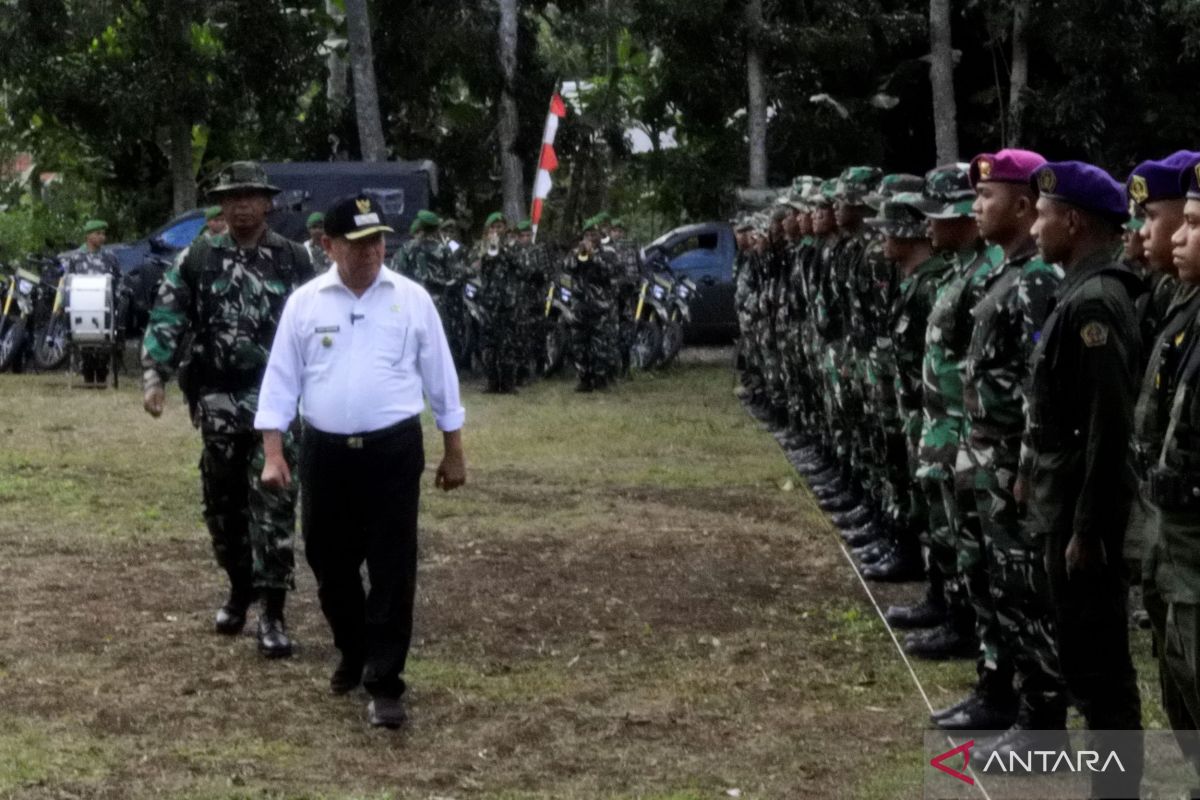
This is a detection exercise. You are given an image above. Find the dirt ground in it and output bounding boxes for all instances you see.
[0,352,961,799]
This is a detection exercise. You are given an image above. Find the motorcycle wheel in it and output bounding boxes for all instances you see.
[0,318,28,373]
[659,319,684,369]
[631,318,663,371]
[33,313,70,371]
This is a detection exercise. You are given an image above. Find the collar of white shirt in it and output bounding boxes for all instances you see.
[316,263,399,295]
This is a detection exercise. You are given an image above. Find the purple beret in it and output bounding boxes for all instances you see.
[1032,161,1129,223]
[1180,156,1200,201]
[1127,150,1200,206]
[969,149,1047,187]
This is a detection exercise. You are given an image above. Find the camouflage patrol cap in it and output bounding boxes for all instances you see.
[810,179,837,208]
[865,192,929,239]
[919,163,975,219]
[734,216,755,232]
[207,161,280,199]
[834,166,883,206]
[864,174,924,211]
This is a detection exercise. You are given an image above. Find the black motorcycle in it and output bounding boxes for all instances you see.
[0,258,54,373]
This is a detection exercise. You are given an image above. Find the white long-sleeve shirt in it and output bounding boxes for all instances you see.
[254,264,465,435]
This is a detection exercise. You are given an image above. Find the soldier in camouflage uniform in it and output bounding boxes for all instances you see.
[834,174,924,548]
[67,219,131,385]
[896,165,994,659]
[758,206,792,427]
[568,215,621,391]
[874,166,994,660]
[476,217,525,394]
[1127,154,1200,780]
[779,179,820,448]
[303,212,332,272]
[141,161,314,659]
[938,150,1066,745]
[610,218,642,378]
[734,218,765,403]
[859,193,948,584]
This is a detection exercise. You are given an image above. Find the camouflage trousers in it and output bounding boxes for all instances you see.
[969,435,1065,716]
[822,341,850,475]
[200,431,298,591]
[737,308,764,393]
[480,308,522,391]
[865,356,911,533]
[759,322,785,410]
[917,415,974,631]
[570,313,620,386]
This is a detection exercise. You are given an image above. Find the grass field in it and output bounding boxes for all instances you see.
[0,352,1162,799]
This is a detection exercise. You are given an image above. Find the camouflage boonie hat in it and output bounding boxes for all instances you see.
[920,163,975,219]
[865,174,924,211]
[734,215,755,233]
[810,179,837,208]
[790,175,822,209]
[207,161,280,199]
[865,192,929,239]
[834,166,883,206]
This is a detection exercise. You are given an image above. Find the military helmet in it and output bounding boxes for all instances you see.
[834,166,884,206]
[865,192,929,239]
[920,163,975,219]
[207,161,280,199]
[864,174,924,212]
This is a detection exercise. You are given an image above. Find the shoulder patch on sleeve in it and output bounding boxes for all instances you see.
[1080,320,1109,348]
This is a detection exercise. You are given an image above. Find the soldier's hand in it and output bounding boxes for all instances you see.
[435,451,466,492]
[261,454,292,491]
[143,386,165,418]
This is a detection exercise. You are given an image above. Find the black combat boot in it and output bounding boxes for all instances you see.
[933,681,1019,731]
[214,569,255,635]
[903,621,978,660]
[257,589,294,659]
[861,545,924,582]
[818,490,860,513]
[831,503,874,530]
[884,584,948,630]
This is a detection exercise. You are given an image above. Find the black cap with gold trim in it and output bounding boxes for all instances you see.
[324,194,395,241]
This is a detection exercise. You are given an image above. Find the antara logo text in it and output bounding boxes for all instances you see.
[930,739,1126,785]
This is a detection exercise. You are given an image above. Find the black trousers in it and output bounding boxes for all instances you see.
[301,417,424,699]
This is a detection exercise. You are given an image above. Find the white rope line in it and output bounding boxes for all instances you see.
[771,426,995,799]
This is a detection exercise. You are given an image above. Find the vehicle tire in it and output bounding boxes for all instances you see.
[0,318,28,373]
[631,318,662,371]
[33,313,70,371]
[659,319,684,368]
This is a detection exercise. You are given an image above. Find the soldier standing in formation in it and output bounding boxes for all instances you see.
[303,211,332,272]
[66,219,130,386]
[141,161,314,659]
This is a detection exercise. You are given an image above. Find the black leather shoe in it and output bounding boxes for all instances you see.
[933,692,1018,731]
[903,623,977,660]
[257,589,294,659]
[854,540,892,565]
[831,504,873,529]
[971,727,1068,770]
[257,617,294,659]
[884,597,947,630]
[331,655,364,695]
[819,491,859,512]
[213,580,254,635]
[861,550,924,582]
[368,696,408,729]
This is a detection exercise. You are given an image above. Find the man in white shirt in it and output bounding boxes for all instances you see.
[255,194,467,729]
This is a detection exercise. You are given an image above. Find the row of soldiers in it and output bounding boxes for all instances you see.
[739,150,1200,795]
[386,209,643,393]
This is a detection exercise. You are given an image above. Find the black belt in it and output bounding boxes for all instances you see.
[304,415,421,449]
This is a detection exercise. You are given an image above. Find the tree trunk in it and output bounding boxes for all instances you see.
[745,0,768,188]
[928,0,958,163]
[343,0,388,162]
[1007,0,1030,147]
[169,115,195,215]
[497,0,525,224]
[325,0,348,118]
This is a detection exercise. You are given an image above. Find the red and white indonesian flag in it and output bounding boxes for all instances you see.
[531,92,567,241]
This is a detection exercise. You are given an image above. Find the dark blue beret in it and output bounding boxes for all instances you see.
[1032,161,1128,222]
[1127,150,1200,206]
